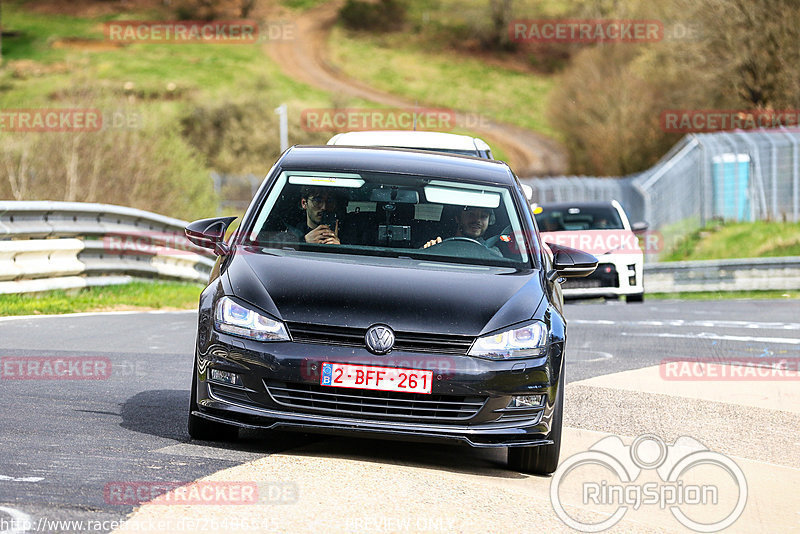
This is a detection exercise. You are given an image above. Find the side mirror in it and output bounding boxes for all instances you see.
[185,216,238,256]
[521,184,533,201]
[632,221,649,233]
[545,242,598,282]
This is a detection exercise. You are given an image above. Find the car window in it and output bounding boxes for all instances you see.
[534,205,624,231]
[393,147,481,157]
[245,170,531,268]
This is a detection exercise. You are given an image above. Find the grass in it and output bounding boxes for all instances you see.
[0,281,203,316]
[648,290,800,300]
[280,0,329,9]
[327,26,558,139]
[662,221,800,261]
[1,7,102,64]
[0,4,331,107]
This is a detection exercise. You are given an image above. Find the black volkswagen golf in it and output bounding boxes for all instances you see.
[185,146,596,475]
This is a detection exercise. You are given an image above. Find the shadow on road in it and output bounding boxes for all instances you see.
[119,389,322,454]
[120,390,532,479]
[276,435,527,480]
[120,389,190,441]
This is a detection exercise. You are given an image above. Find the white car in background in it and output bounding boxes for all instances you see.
[328,130,534,202]
[327,130,494,159]
[534,200,647,303]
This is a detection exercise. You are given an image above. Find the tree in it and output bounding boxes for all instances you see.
[240,0,257,18]
[486,0,514,50]
[548,0,800,175]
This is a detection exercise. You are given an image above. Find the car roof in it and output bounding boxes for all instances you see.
[280,145,513,185]
[327,130,491,152]
[538,201,619,210]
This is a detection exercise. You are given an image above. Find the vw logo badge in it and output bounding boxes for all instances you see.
[365,325,395,355]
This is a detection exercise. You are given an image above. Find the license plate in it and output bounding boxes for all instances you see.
[320,362,432,394]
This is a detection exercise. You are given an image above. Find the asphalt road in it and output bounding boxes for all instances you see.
[0,299,797,533]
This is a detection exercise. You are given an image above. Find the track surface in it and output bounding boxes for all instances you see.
[0,300,797,532]
[266,1,568,176]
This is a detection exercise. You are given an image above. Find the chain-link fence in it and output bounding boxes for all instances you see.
[521,128,800,235]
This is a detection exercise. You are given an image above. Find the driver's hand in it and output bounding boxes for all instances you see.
[423,236,442,248]
[305,224,340,245]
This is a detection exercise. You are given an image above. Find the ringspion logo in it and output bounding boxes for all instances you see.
[551,434,747,532]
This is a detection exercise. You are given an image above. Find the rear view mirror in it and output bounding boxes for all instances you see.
[369,187,419,204]
[632,221,649,232]
[185,216,238,256]
[545,242,598,282]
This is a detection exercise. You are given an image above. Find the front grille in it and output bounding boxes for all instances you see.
[563,278,604,289]
[285,322,474,355]
[265,381,486,422]
[563,262,619,289]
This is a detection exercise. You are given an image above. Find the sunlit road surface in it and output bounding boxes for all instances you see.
[0,299,797,533]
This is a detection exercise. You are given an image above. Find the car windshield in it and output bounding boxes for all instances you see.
[535,205,624,231]
[245,170,531,268]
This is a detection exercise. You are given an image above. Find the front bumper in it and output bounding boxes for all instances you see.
[194,331,563,448]
[562,254,644,299]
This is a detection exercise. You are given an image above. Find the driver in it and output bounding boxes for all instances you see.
[423,206,501,255]
[286,186,341,245]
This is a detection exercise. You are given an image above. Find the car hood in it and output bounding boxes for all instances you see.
[224,251,544,336]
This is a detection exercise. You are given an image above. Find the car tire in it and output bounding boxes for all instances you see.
[626,292,644,303]
[507,370,564,475]
[188,360,239,441]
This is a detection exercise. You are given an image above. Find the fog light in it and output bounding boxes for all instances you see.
[628,264,637,286]
[508,394,544,408]
[209,368,243,387]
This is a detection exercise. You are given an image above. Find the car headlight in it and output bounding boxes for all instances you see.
[468,322,548,360]
[214,296,290,342]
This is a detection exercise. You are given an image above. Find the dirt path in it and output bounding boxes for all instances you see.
[267,1,568,176]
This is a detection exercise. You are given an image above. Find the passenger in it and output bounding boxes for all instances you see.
[423,206,501,255]
[287,186,341,245]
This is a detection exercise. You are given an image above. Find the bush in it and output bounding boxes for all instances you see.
[180,98,330,177]
[0,98,217,221]
[339,0,407,32]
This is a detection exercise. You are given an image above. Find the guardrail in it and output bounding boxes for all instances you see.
[1,201,797,295]
[644,256,800,293]
[0,201,215,294]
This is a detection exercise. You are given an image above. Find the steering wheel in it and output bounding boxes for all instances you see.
[440,237,483,246]
[422,235,502,259]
